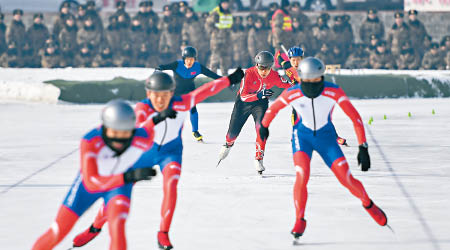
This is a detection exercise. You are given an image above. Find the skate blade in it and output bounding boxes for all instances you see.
[258,170,264,175]
[386,224,395,234]
[292,237,301,245]
[216,159,222,168]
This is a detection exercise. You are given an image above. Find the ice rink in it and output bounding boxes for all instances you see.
[1,98,449,250]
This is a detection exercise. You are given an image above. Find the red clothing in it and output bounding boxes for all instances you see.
[238,66,291,102]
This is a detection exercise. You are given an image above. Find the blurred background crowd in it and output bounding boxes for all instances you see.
[0,0,449,72]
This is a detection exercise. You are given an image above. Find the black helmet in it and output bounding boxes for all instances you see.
[255,51,274,68]
[145,71,175,91]
[182,46,197,59]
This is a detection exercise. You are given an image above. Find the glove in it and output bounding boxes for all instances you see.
[227,67,244,86]
[357,144,371,171]
[152,108,177,125]
[257,89,274,100]
[259,125,269,141]
[123,167,157,183]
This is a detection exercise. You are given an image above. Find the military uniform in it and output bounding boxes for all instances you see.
[0,42,21,67]
[59,42,76,67]
[330,16,353,55]
[158,5,182,59]
[145,18,160,68]
[421,43,445,70]
[129,18,147,53]
[359,9,385,45]
[247,17,270,59]
[109,1,131,29]
[41,45,61,68]
[133,43,151,67]
[345,44,370,69]
[113,42,133,67]
[75,43,95,67]
[6,10,26,51]
[289,2,311,29]
[206,2,233,74]
[407,10,428,51]
[311,16,331,50]
[231,16,250,68]
[58,17,78,54]
[314,44,334,64]
[270,6,294,52]
[77,17,102,51]
[92,46,115,67]
[0,14,7,55]
[387,12,410,56]
[52,2,73,37]
[182,9,209,65]
[369,41,395,69]
[396,48,421,70]
[26,13,50,57]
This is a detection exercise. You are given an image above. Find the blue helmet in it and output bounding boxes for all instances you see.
[288,46,304,58]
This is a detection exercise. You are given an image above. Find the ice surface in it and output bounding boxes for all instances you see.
[1,98,450,250]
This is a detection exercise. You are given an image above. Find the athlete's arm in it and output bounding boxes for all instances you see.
[200,64,221,79]
[261,88,296,127]
[134,102,154,125]
[174,76,231,111]
[273,72,293,89]
[80,139,125,192]
[158,61,178,71]
[335,88,367,145]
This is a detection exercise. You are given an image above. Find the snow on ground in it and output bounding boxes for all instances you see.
[1,98,450,250]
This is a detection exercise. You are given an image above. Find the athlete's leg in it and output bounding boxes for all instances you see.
[72,203,106,247]
[293,151,311,220]
[32,205,78,250]
[160,161,182,232]
[225,99,252,146]
[105,195,130,250]
[252,100,268,160]
[190,106,199,133]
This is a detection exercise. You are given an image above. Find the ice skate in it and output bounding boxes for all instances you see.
[254,159,265,175]
[192,131,203,142]
[291,218,307,239]
[157,231,173,250]
[217,143,233,167]
[364,200,388,226]
[72,224,101,247]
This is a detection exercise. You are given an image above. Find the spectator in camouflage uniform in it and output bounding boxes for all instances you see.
[129,17,146,54]
[21,42,41,67]
[369,40,395,69]
[407,10,428,52]
[58,16,78,54]
[359,9,384,46]
[133,42,151,67]
[159,44,176,65]
[314,43,333,64]
[328,45,347,66]
[421,42,445,70]
[92,45,115,67]
[110,1,131,29]
[311,15,331,50]
[366,34,379,54]
[59,42,76,67]
[159,5,182,60]
[396,41,421,70]
[330,15,353,56]
[345,43,370,69]
[387,12,410,57]
[41,42,60,68]
[270,0,294,53]
[206,0,233,74]
[114,42,133,67]
[289,1,310,29]
[6,9,26,52]
[134,1,148,30]
[0,13,7,55]
[231,16,250,68]
[77,16,101,52]
[26,13,49,58]
[75,42,95,67]
[182,7,209,65]
[291,17,314,55]
[0,41,21,67]
[85,1,104,32]
[245,14,255,31]
[417,34,432,58]
[439,37,449,61]
[76,5,87,30]
[247,16,270,59]
[52,1,73,38]
[145,16,160,67]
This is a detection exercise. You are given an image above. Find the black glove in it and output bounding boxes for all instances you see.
[259,125,269,141]
[257,89,274,100]
[152,108,177,125]
[357,144,371,171]
[123,167,157,183]
[227,67,244,86]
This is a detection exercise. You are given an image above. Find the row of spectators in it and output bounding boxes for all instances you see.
[0,0,448,70]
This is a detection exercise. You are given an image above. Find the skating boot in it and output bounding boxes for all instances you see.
[254,159,265,175]
[72,224,102,247]
[364,200,387,226]
[217,142,233,167]
[291,218,307,239]
[192,131,203,142]
[157,231,173,250]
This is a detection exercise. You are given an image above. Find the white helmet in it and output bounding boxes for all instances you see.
[298,57,325,80]
[101,99,136,131]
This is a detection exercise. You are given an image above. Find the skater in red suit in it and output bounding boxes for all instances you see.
[217,51,293,174]
[32,100,160,250]
[71,69,245,250]
[259,57,388,240]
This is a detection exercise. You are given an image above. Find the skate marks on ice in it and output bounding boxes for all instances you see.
[0,147,78,195]
[366,126,441,250]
